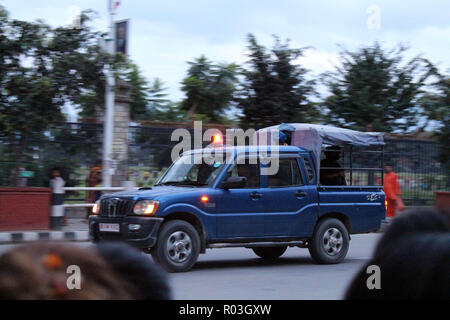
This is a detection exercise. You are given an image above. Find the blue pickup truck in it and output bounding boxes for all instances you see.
[89,124,386,272]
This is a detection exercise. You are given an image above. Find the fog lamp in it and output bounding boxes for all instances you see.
[129,224,141,231]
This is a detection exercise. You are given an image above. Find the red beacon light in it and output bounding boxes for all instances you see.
[211,134,223,145]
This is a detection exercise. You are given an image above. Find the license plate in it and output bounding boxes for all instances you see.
[99,223,120,233]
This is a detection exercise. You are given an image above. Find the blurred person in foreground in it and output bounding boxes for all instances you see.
[0,242,171,300]
[345,208,450,300]
[383,164,404,218]
[96,242,171,300]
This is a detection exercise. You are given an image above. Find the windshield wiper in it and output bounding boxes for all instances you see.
[154,181,181,186]
[177,181,208,187]
[155,181,208,187]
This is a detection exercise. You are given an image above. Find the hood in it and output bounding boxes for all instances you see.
[102,186,207,201]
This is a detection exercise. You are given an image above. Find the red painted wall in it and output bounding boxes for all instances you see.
[436,191,450,213]
[0,188,50,231]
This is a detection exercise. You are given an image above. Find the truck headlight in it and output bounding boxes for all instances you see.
[133,200,159,216]
[92,200,100,214]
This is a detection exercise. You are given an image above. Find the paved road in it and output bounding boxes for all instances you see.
[0,233,381,300]
[169,233,381,300]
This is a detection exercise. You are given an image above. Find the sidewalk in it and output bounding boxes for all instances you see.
[1,217,389,244]
[0,207,425,244]
[0,218,89,244]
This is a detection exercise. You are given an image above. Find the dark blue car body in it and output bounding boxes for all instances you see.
[89,145,385,270]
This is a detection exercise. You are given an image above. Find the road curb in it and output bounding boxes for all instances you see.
[0,230,89,244]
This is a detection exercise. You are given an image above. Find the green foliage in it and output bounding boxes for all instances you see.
[237,34,316,129]
[322,43,435,132]
[0,7,113,185]
[420,75,450,181]
[125,63,152,119]
[148,78,170,113]
[104,60,172,121]
[151,101,185,121]
[421,76,450,122]
[180,55,239,123]
[0,8,107,146]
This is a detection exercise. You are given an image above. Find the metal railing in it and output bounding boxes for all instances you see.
[2,122,448,206]
[61,187,138,208]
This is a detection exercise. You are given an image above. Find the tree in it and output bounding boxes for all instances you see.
[0,7,113,184]
[322,43,435,132]
[237,34,316,129]
[151,102,185,121]
[180,55,239,123]
[420,74,450,182]
[146,78,171,118]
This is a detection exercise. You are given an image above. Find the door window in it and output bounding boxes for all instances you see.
[267,158,303,187]
[228,163,260,188]
[302,156,315,184]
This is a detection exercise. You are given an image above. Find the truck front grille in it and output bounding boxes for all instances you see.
[99,198,134,217]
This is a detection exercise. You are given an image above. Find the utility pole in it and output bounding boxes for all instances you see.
[102,0,117,187]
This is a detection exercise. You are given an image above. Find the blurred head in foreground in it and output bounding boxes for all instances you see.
[0,242,135,299]
[345,208,450,300]
[95,242,171,300]
[0,242,171,300]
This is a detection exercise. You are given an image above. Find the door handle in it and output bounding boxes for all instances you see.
[250,192,262,199]
[295,191,307,198]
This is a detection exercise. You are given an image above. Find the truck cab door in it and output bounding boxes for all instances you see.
[215,159,265,239]
[260,156,317,238]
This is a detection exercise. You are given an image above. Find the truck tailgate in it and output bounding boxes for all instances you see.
[318,186,385,234]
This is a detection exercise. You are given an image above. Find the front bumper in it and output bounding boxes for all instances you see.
[88,215,164,249]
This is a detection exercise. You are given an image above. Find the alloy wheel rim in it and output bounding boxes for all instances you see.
[322,227,343,256]
[166,231,192,263]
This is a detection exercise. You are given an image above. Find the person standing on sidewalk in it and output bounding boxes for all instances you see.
[383,164,403,219]
[85,164,102,219]
[50,168,65,230]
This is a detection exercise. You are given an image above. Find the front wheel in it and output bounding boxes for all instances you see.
[151,220,200,273]
[252,246,287,260]
[308,218,349,264]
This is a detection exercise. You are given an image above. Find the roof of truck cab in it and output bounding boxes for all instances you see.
[186,145,308,154]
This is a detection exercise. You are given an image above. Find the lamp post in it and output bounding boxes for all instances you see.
[102,1,117,187]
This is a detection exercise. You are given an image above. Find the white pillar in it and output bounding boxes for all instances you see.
[102,1,116,187]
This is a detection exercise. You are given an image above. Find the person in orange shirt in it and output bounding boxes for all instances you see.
[383,165,403,218]
[85,164,102,220]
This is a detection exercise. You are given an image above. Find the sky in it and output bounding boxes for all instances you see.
[2,0,450,110]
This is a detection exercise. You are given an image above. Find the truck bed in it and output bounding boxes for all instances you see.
[318,186,385,234]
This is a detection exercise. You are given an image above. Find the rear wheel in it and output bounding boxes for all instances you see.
[252,246,287,260]
[308,218,349,264]
[151,220,200,273]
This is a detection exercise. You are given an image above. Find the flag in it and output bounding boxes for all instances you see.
[109,0,121,13]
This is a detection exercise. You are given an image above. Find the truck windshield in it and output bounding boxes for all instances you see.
[156,155,225,187]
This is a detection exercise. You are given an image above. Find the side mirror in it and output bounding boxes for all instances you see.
[222,176,247,189]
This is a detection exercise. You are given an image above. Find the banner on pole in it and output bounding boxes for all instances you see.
[115,19,129,55]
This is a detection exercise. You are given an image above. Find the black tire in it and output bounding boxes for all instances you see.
[252,246,287,260]
[308,218,349,264]
[151,220,200,273]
